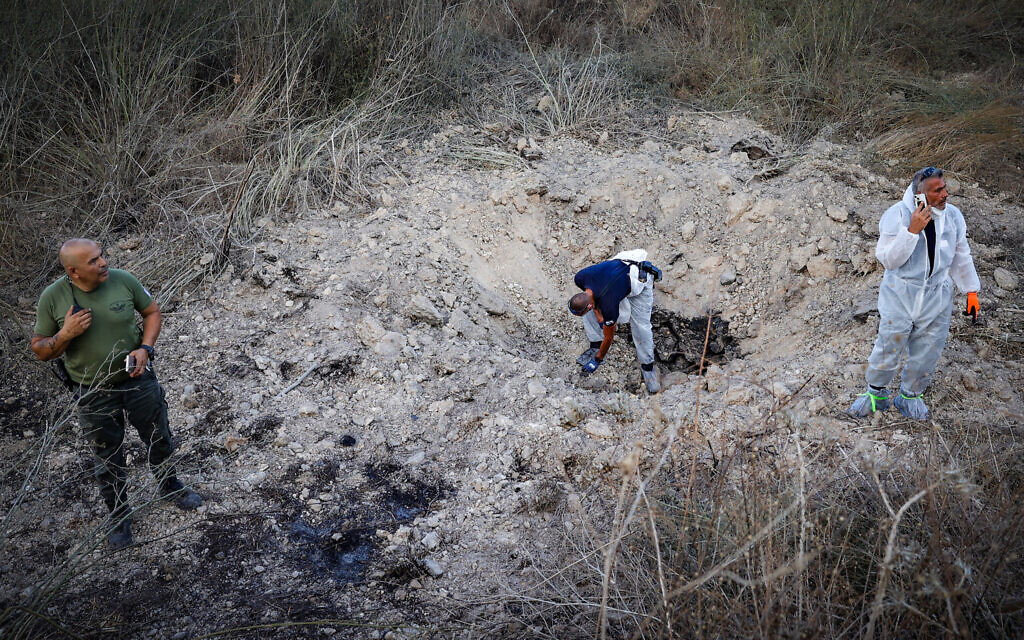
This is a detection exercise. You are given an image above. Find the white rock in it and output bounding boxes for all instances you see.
[642,140,661,153]
[527,379,547,398]
[715,174,733,193]
[422,558,444,578]
[374,332,407,357]
[724,385,753,405]
[806,255,836,279]
[583,420,614,439]
[405,451,426,466]
[826,205,848,222]
[680,220,696,241]
[789,244,818,272]
[726,193,752,221]
[355,316,386,346]
[299,404,319,417]
[993,267,1018,290]
[420,531,440,550]
[719,265,737,286]
[407,296,443,326]
[478,289,508,316]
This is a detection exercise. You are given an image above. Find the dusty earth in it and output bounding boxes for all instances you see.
[2,109,1022,638]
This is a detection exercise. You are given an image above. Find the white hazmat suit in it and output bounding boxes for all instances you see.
[858,183,980,417]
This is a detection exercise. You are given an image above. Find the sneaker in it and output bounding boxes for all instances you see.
[107,519,133,550]
[641,367,661,394]
[576,347,599,366]
[894,392,928,420]
[160,478,203,510]
[847,389,891,417]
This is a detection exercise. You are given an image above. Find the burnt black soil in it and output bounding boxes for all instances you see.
[287,461,449,585]
[645,307,737,372]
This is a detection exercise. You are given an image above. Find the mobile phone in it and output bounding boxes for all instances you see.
[125,354,137,372]
[914,193,927,208]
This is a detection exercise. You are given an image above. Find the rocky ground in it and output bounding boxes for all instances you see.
[2,109,1022,638]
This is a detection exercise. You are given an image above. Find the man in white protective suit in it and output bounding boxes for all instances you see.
[848,167,981,420]
[568,249,663,393]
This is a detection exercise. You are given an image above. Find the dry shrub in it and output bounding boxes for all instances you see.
[506,406,1024,639]
[0,0,474,298]
[873,102,1024,196]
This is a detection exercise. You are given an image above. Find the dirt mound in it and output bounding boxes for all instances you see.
[3,109,1022,638]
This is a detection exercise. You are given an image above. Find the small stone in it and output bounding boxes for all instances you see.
[726,193,752,222]
[374,332,406,357]
[421,531,440,550]
[405,451,426,466]
[719,266,737,286]
[422,558,444,578]
[527,379,547,398]
[724,385,752,405]
[806,255,836,279]
[536,95,554,112]
[852,295,877,322]
[680,220,696,241]
[715,174,732,193]
[598,131,609,144]
[961,370,980,392]
[199,252,215,266]
[355,316,387,346]
[407,295,443,326]
[583,420,614,439]
[516,137,528,152]
[807,397,826,414]
[642,140,660,153]
[299,404,319,417]
[729,151,748,164]
[993,267,1018,290]
[826,205,848,222]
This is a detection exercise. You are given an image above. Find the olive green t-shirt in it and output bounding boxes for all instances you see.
[34,269,153,386]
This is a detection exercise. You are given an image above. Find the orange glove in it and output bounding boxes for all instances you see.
[963,292,979,322]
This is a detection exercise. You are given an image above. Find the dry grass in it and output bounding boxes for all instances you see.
[502,400,1024,639]
[874,102,1024,195]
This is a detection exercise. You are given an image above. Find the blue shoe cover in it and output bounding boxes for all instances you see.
[894,392,928,420]
[848,390,891,417]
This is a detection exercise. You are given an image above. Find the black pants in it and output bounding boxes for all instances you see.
[76,370,176,519]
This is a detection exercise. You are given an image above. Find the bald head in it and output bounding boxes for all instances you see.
[60,239,108,290]
[59,238,99,270]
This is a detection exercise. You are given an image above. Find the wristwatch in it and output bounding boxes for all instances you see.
[140,344,154,359]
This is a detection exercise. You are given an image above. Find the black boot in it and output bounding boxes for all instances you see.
[107,518,133,550]
[160,477,203,510]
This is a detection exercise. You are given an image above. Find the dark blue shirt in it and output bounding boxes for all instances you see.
[574,260,630,325]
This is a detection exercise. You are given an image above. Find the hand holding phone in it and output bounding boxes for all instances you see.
[909,193,932,233]
[125,354,137,373]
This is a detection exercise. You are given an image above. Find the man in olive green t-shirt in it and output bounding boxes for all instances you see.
[32,239,202,549]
